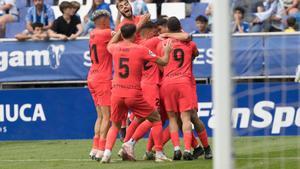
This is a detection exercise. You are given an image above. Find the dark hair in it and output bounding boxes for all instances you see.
[287,16,296,27]
[116,0,129,9]
[140,21,156,31]
[31,22,44,30]
[167,16,181,32]
[59,1,73,13]
[121,24,136,39]
[156,18,168,27]
[195,15,208,23]
[71,1,81,13]
[234,6,245,17]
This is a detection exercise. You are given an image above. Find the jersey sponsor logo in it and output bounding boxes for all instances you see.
[0,103,46,122]
[0,44,65,72]
[148,50,156,57]
[197,101,300,134]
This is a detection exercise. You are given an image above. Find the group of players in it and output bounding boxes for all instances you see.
[87,0,213,163]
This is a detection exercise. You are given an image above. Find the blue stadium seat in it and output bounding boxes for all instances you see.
[190,3,208,19]
[16,1,28,8]
[180,18,197,33]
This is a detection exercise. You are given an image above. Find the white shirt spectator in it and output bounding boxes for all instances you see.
[0,0,18,16]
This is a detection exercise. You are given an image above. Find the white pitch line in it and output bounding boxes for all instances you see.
[0,157,300,162]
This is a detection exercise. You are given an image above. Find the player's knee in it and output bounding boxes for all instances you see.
[147,111,161,122]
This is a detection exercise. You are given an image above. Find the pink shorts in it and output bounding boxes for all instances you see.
[160,83,194,113]
[110,96,155,123]
[88,82,111,106]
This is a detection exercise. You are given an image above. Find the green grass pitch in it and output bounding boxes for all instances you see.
[0,137,299,169]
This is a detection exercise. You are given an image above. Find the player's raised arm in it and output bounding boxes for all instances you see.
[107,30,121,52]
[136,14,151,32]
[159,32,191,42]
[155,39,172,66]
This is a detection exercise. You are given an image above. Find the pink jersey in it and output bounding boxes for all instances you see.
[88,28,113,83]
[157,38,198,85]
[139,37,162,85]
[107,41,159,97]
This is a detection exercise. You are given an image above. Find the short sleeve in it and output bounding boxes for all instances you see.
[25,7,33,23]
[141,47,158,62]
[47,6,55,23]
[74,15,81,24]
[51,19,59,32]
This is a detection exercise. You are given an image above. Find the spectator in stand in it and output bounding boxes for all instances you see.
[205,0,213,31]
[285,16,297,32]
[48,1,83,40]
[232,6,250,33]
[280,0,299,15]
[130,0,149,16]
[250,2,265,32]
[252,0,286,32]
[83,0,114,35]
[25,0,55,34]
[191,15,210,34]
[71,1,81,16]
[15,22,48,41]
[0,0,18,38]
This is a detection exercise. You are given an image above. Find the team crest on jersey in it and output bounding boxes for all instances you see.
[148,50,156,57]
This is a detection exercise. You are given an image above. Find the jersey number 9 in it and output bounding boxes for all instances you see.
[173,48,184,68]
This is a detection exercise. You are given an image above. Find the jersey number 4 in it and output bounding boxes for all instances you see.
[174,48,184,68]
[119,58,129,78]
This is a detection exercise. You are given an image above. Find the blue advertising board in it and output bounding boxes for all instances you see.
[0,35,299,82]
[0,82,299,141]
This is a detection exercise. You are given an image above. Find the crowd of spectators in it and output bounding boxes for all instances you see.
[0,0,299,40]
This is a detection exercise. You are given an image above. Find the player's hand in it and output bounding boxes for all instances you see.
[163,39,173,54]
[139,13,151,26]
[68,34,78,40]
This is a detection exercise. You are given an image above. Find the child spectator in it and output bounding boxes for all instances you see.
[232,6,250,33]
[83,0,114,35]
[0,0,18,37]
[191,15,210,34]
[285,16,297,32]
[70,1,81,16]
[15,22,48,41]
[25,0,55,34]
[48,1,83,40]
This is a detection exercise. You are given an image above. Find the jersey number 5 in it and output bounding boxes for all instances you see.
[119,58,129,78]
[173,48,184,68]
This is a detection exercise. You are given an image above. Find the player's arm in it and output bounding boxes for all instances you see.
[107,30,121,52]
[159,32,191,42]
[155,40,172,66]
[108,30,121,45]
[192,42,199,61]
[136,14,151,32]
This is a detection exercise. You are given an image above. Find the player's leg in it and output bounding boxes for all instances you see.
[167,111,182,160]
[95,106,111,160]
[180,110,194,160]
[191,111,213,159]
[90,106,102,159]
[122,97,171,162]
[101,96,126,163]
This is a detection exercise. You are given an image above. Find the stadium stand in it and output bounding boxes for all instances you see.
[2,1,300,38]
[161,2,186,19]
